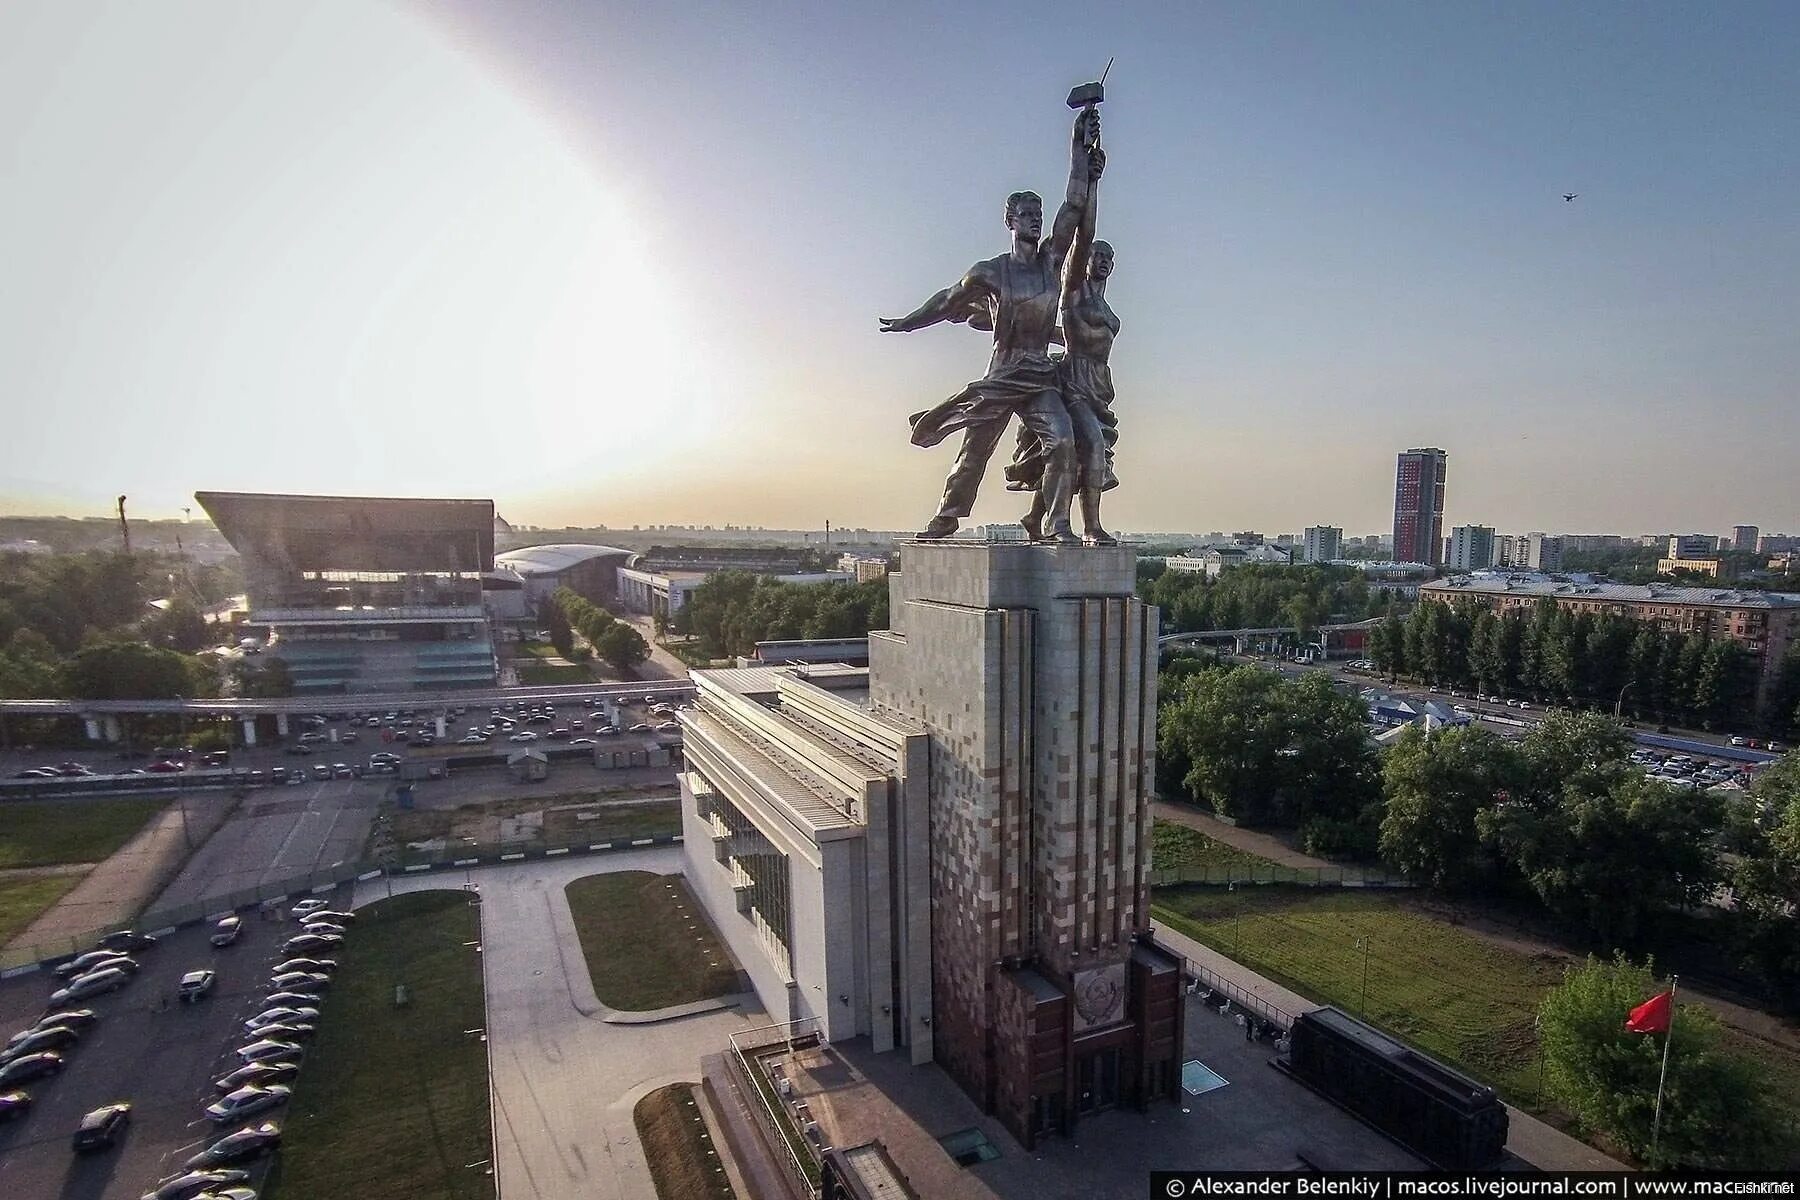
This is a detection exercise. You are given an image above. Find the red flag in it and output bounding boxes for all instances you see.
[1626,990,1673,1034]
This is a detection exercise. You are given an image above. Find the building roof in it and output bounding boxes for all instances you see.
[1425,573,1800,610]
[196,491,494,573]
[494,543,633,576]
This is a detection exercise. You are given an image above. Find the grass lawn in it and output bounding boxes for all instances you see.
[634,1083,736,1200]
[565,872,739,1011]
[265,891,490,1200]
[516,660,591,685]
[1152,886,1800,1131]
[0,873,85,946]
[0,797,167,868]
[1151,819,1275,875]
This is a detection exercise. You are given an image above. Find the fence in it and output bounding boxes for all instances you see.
[727,1018,824,1199]
[1176,952,1298,1032]
[1149,862,1413,889]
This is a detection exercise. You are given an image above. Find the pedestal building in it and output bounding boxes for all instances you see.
[678,541,1184,1151]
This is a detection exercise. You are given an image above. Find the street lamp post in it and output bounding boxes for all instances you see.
[1355,936,1370,1011]
[1614,680,1635,721]
[1534,1015,1546,1106]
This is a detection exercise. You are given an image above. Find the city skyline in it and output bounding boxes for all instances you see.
[4,2,1799,534]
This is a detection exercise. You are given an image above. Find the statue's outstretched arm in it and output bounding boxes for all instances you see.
[1048,109,1102,266]
[879,268,992,334]
[1064,163,1100,295]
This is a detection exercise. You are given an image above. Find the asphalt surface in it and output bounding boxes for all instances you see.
[362,851,760,1200]
[0,895,346,1200]
[151,773,381,912]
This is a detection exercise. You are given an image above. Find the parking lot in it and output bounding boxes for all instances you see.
[0,891,346,1200]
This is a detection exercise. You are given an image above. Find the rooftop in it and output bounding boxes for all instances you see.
[494,543,632,574]
[1426,572,1800,609]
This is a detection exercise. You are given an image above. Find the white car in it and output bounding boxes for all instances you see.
[244,1007,319,1032]
[290,899,330,920]
[205,1085,290,1124]
[508,731,538,743]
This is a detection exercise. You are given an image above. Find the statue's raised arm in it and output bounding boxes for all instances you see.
[1046,108,1103,269]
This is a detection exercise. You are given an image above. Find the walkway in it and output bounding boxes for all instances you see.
[7,791,233,953]
[358,849,762,1200]
[1154,801,1340,871]
[1152,923,1629,1171]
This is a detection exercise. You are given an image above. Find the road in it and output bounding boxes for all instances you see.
[359,851,761,1200]
[0,898,342,1200]
[151,772,381,912]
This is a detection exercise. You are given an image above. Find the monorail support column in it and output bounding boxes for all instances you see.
[242,718,258,748]
[85,717,105,743]
[275,713,290,738]
[101,716,123,743]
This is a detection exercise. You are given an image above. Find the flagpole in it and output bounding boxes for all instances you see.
[1650,975,1678,1166]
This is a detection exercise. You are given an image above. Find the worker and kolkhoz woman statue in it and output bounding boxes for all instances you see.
[880,82,1121,546]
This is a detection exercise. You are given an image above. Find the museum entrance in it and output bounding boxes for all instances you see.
[1075,1047,1120,1114]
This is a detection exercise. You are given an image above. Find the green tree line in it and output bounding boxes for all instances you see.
[673,572,889,659]
[1370,597,1796,734]
[546,587,649,672]
[1139,562,1390,640]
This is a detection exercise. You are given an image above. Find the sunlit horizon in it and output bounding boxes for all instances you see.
[4,1,1798,536]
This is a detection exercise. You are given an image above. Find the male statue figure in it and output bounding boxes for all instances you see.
[880,107,1105,543]
[1010,163,1121,545]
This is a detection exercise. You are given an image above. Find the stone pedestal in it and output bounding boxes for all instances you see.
[868,540,1182,1147]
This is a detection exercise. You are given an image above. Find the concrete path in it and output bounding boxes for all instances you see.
[1154,801,1342,870]
[1152,923,1629,1171]
[7,791,233,953]
[357,849,764,1200]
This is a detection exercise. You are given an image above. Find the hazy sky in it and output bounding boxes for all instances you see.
[3,1,1796,535]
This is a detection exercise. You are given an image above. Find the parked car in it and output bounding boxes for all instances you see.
[1,1025,79,1063]
[98,930,156,952]
[301,921,347,938]
[31,1009,97,1033]
[264,990,323,1009]
[178,970,217,1003]
[284,744,314,757]
[72,1102,131,1152]
[269,971,330,993]
[236,1040,304,1064]
[310,764,331,780]
[210,917,242,948]
[245,1007,319,1032]
[143,1168,252,1200]
[49,967,132,1006]
[205,1085,290,1124]
[273,957,335,975]
[0,1052,65,1087]
[305,910,354,925]
[508,731,538,744]
[215,1060,300,1092]
[184,1122,282,1169]
[53,950,132,980]
[249,1022,315,1043]
[0,1091,30,1122]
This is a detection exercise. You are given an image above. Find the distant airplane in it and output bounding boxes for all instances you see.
[1563,193,1579,202]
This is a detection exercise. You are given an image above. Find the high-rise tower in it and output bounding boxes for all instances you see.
[1393,448,1448,565]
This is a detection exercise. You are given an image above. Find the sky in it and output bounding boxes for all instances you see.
[2,1,1796,536]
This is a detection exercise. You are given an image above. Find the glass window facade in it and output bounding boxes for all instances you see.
[694,782,793,977]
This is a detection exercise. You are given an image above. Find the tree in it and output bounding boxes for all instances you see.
[1538,955,1792,1167]
[148,597,209,653]
[544,593,574,657]
[1379,724,1519,891]
[594,623,650,672]
[1159,665,1378,835]
[1731,753,1800,1004]
[61,640,208,700]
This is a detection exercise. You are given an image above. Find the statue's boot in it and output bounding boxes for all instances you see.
[1022,494,1045,542]
[1046,521,1081,546]
[918,515,959,539]
[1080,489,1117,545]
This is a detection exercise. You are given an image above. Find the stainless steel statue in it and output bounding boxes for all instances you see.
[1011,164,1120,545]
[880,103,1107,543]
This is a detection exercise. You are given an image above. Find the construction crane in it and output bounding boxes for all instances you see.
[117,495,130,555]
